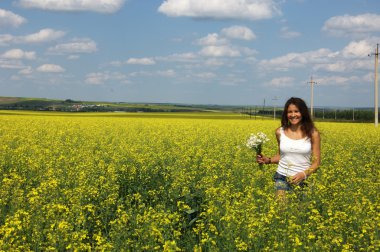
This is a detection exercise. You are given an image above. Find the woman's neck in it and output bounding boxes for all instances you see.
[289,123,302,132]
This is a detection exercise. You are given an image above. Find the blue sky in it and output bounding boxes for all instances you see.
[0,0,379,107]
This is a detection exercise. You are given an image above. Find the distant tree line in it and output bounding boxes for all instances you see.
[313,108,377,122]
[241,107,379,122]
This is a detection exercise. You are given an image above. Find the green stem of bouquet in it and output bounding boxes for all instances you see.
[256,145,263,168]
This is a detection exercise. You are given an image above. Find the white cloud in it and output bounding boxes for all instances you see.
[85,72,105,85]
[21,28,66,43]
[158,0,281,21]
[219,73,246,86]
[280,26,301,39]
[259,48,337,71]
[221,26,256,41]
[196,28,258,59]
[194,72,216,79]
[313,62,347,73]
[37,64,65,73]
[67,55,80,60]
[0,29,66,46]
[323,13,380,37]
[16,0,126,14]
[341,40,372,58]
[205,58,225,67]
[1,49,36,60]
[197,33,228,46]
[19,66,33,75]
[0,34,14,46]
[0,9,27,28]
[108,57,157,66]
[313,59,370,73]
[159,52,198,63]
[47,38,97,54]
[107,60,124,67]
[157,69,176,77]
[363,72,374,82]
[199,45,241,57]
[85,71,128,85]
[260,38,378,75]
[128,71,150,77]
[0,58,24,69]
[127,57,156,65]
[316,75,359,86]
[266,76,295,88]
[314,39,376,72]
[239,47,257,56]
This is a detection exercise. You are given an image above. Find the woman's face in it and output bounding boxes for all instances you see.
[287,104,302,126]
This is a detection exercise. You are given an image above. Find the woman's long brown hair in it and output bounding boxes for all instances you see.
[281,97,316,139]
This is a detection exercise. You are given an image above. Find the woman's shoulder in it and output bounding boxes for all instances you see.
[311,127,320,135]
[311,127,320,140]
[275,127,282,136]
[275,127,282,142]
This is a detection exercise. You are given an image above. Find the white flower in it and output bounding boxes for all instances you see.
[246,132,269,154]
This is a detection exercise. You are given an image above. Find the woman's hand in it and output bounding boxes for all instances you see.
[256,155,268,165]
[290,171,307,184]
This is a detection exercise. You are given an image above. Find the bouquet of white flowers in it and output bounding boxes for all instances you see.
[246,132,269,167]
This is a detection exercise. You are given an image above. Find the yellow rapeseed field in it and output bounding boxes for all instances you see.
[0,111,379,251]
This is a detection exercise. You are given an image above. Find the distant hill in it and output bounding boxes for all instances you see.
[0,96,243,113]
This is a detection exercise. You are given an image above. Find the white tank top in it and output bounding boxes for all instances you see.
[277,127,312,177]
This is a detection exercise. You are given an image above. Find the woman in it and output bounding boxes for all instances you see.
[257,97,321,198]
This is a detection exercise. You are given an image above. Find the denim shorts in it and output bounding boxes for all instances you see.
[273,172,307,191]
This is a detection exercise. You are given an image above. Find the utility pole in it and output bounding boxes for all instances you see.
[369,43,379,127]
[263,99,266,119]
[307,76,317,118]
[272,96,279,120]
